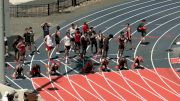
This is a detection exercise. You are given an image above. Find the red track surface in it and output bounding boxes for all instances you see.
[32,68,180,101]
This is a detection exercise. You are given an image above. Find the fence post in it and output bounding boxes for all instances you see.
[16,5,19,17]
[48,4,50,15]
[57,0,59,13]
[72,0,77,6]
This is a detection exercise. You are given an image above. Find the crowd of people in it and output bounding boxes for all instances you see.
[5,19,147,79]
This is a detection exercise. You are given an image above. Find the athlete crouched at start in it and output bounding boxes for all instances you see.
[98,58,110,72]
[80,59,94,74]
[49,61,60,75]
[132,55,145,69]
[116,57,129,70]
[13,63,24,79]
[30,64,41,77]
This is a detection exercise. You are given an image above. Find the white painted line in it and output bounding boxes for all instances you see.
[6,62,61,101]
[150,22,180,96]
[168,34,180,79]
[5,75,23,89]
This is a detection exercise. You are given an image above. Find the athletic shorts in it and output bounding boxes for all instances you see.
[55,40,60,44]
[119,44,125,49]
[65,45,70,51]
[4,41,7,46]
[99,43,103,48]
[75,42,81,47]
[46,45,52,51]
[25,41,31,46]
[141,31,146,37]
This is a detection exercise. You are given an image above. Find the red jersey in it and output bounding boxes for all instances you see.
[18,42,26,53]
[82,24,89,33]
[75,31,81,43]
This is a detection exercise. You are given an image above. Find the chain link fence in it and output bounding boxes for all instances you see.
[10,0,89,17]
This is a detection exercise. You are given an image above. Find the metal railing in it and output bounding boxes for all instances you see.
[10,0,89,17]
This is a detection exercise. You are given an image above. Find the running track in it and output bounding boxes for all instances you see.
[5,0,180,100]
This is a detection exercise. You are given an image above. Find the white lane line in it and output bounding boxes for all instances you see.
[90,57,146,100]
[29,0,139,99]
[58,59,132,100]
[94,0,171,32]
[150,22,180,96]
[40,61,83,101]
[64,64,85,101]
[92,58,166,100]
[58,58,145,100]
[131,14,180,98]
[6,62,60,101]
[32,0,139,56]
[47,0,160,100]
[112,59,179,96]
[125,58,180,86]
[168,34,180,79]
[111,59,179,96]
[87,3,180,101]
[5,75,23,89]
[101,71,126,101]
[60,60,120,100]
[41,61,103,101]
[43,60,65,101]
[82,2,180,100]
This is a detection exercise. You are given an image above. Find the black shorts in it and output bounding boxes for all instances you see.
[119,45,125,49]
[99,43,103,48]
[25,41,31,46]
[55,39,60,44]
[70,38,75,42]
[103,46,109,51]
[75,42,81,47]
[4,41,7,46]
[141,31,146,37]
[65,46,70,51]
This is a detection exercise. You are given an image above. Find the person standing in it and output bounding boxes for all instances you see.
[74,28,81,54]
[55,26,61,54]
[23,28,32,57]
[125,23,134,50]
[63,32,71,64]
[41,22,50,37]
[81,33,90,56]
[69,23,77,50]
[44,34,53,61]
[89,27,97,54]
[16,37,26,64]
[29,27,39,56]
[94,32,104,59]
